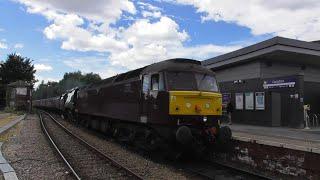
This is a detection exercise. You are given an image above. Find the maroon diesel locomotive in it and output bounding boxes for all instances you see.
[34,59,231,152]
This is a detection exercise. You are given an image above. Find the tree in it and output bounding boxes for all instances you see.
[59,71,82,92]
[0,53,36,85]
[33,71,102,99]
[82,72,101,85]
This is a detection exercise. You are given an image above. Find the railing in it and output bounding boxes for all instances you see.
[305,113,319,128]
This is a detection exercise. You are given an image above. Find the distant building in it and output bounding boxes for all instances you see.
[203,37,320,128]
[6,80,32,111]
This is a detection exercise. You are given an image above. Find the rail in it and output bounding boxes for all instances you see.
[38,110,144,180]
[39,112,81,180]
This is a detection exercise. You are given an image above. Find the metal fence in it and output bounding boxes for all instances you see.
[305,113,319,128]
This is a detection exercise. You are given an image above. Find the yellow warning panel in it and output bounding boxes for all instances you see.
[169,91,222,116]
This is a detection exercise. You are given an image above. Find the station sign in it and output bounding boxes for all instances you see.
[263,77,296,89]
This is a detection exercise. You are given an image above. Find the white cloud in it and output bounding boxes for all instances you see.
[42,13,127,52]
[17,0,242,72]
[34,64,53,72]
[0,28,4,32]
[19,0,136,24]
[109,17,240,69]
[35,74,59,87]
[14,43,24,49]
[138,2,162,18]
[63,57,126,78]
[141,10,162,18]
[138,2,162,12]
[0,41,7,49]
[174,0,320,41]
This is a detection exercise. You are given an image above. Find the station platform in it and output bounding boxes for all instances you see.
[226,123,320,153]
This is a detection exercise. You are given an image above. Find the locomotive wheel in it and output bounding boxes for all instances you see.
[145,133,158,151]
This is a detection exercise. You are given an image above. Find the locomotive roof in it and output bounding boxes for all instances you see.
[85,58,213,89]
[142,58,213,74]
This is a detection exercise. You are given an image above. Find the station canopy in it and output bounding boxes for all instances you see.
[203,36,320,70]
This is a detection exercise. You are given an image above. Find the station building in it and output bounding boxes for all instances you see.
[203,37,320,128]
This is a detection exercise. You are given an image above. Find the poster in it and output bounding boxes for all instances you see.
[255,92,265,110]
[235,93,243,110]
[245,92,254,110]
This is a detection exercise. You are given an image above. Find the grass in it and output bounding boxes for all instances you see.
[2,107,25,115]
[0,121,22,142]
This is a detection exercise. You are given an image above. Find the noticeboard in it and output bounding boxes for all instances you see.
[235,93,243,110]
[245,92,254,110]
[255,92,265,110]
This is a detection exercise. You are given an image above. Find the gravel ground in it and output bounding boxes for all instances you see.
[1,114,72,180]
[55,116,195,179]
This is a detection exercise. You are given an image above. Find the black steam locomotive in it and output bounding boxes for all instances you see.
[34,59,231,152]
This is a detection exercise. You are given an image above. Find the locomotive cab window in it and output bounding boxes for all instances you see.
[151,74,159,91]
[151,73,165,91]
[142,75,150,94]
[166,72,218,92]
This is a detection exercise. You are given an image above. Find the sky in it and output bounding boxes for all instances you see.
[0,0,320,86]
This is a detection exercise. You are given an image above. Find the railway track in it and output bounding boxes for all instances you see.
[38,110,143,180]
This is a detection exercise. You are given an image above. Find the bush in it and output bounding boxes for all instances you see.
[3,106,25,115]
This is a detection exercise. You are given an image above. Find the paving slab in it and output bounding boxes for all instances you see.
[3,172,18,180]
[227,123,320,153]
[0,164,14,174]
[0,156,7,164]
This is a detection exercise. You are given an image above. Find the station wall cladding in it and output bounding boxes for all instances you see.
[211,139,320,179]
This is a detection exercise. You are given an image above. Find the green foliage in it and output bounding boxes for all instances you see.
[4,106,16,113]
[3,106,25,115]
[0,53,36,85]
[33,71,101,99]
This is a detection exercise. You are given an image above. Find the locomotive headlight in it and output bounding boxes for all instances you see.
[203,116,207,122]
[205,103,210,109]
